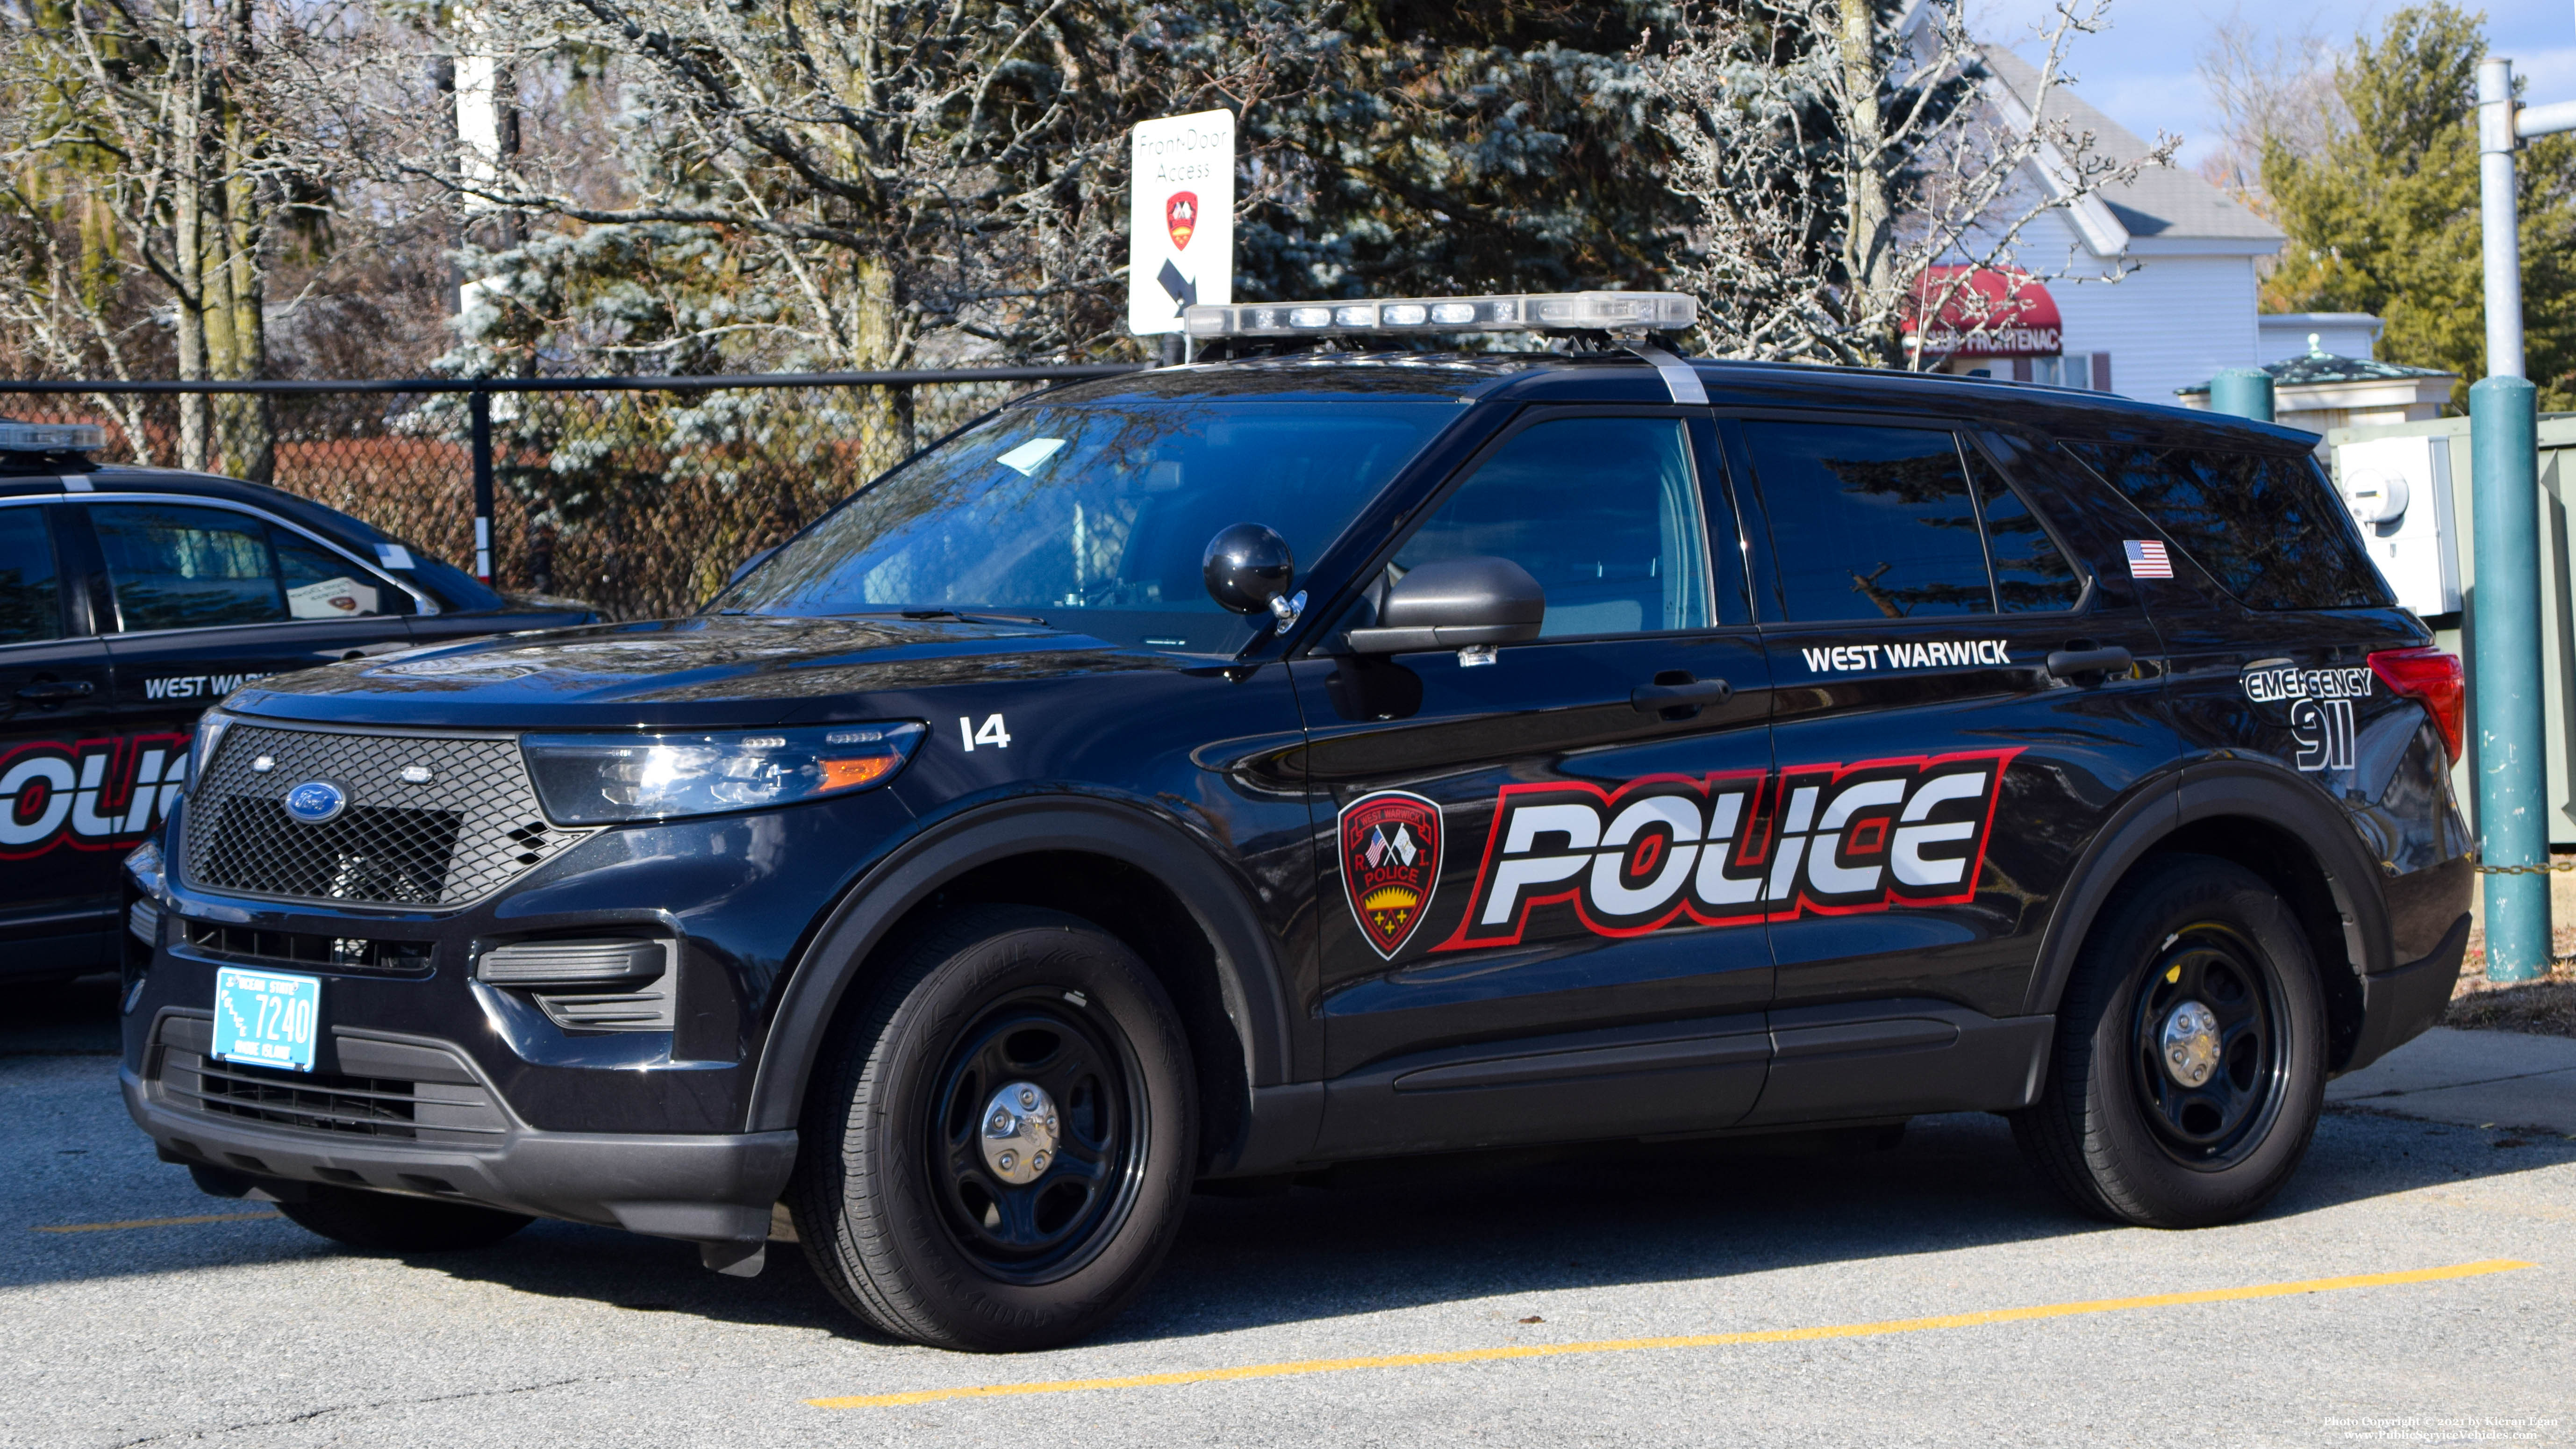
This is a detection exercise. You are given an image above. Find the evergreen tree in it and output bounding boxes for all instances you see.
[2263,3,2576,408]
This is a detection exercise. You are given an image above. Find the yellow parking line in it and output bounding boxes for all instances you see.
[807,1258,2535,1409]
[32,1211,281,1234]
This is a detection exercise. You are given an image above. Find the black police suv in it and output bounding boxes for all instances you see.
[115,298,2472,1352]
[0,423,594,983]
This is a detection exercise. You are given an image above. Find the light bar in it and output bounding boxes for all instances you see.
[0,422,103,453]
[1184,291,1697,339]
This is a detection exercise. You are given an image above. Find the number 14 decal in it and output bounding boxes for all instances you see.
[959,714,1013,751]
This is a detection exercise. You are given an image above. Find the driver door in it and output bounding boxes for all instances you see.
[1289,408,1777,1157]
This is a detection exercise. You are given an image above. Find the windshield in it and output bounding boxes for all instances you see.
[714,398,1457,652]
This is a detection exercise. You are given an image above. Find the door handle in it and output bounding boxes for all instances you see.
[1631,675,1733,714]
[14,678,96,702]
[2045,645,2133,681]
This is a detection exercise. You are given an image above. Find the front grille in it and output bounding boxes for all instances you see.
[198,1060,420,1137]
[150,1014,509,1145]
[181,920,434,976]
[184,724,587,907]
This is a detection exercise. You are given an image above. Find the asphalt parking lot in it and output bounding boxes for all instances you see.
[7,978,2572,1449]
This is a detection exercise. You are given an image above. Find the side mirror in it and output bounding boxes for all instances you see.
[726,545,780,588]
[1202,523,1305,626]
[1345,557,1545,654]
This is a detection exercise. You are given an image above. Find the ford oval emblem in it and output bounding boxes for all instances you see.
[282,780,346,825]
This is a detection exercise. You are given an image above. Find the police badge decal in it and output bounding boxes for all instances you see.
[1339,790,1444,959]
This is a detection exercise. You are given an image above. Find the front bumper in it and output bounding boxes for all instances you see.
[119,782,916,1237]
[123,1007,794,1243]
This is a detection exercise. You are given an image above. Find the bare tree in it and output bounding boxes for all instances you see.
[0,0,372,473]
[1641,0,2176,366]
[2194,13,2340,202]
[372,0,1334,386]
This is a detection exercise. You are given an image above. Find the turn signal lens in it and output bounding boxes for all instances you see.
[2368,646,2464,762]
[819,755,902,791]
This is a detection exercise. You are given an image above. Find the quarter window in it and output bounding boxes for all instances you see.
[0,508,63,644]
[1741,422,1994,622]
[2059,441,2391,610]
[1396,417,1715,637]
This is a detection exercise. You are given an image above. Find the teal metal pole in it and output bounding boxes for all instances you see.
[2470,375,2552,982]
[2208,368,2275,422]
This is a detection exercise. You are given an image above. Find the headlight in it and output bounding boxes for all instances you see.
[124,839,166,900]
[190,709,234,786]
[520,722,925,825]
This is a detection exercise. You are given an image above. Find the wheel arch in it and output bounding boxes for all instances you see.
[743,799,1295,1162]
[2024,760,2387,1070]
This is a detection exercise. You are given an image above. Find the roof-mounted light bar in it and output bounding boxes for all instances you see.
[0,422,103,453]
[1183,291,1698,339]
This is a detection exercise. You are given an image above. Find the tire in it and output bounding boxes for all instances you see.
[791,905,1197,1351]
[275,1185,533,1253]
[2012,853,2327,1228]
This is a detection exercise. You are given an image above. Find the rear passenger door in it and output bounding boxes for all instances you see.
[1294,409,1777,1154]
[1722,415,2176,1124]
[0,501,124,976]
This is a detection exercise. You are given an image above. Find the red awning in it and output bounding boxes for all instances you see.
[1902,266,2063,358]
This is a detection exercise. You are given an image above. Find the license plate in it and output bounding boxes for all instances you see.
[211,967,322,1073]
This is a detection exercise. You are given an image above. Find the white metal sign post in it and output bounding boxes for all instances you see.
[2473,57,2576,983]
[1128,110,1235,347]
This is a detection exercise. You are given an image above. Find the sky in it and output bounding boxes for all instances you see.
[1973,0,2576,166]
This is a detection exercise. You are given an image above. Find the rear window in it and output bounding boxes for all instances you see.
[2059,441,2390,610]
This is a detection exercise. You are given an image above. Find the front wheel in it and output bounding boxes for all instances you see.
[792,906,1197,1351]
[2012,853,2326,1228]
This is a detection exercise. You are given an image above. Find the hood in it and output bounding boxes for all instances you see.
[222,613,1173,729]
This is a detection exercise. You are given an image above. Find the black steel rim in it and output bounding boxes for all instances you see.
[2128,920,2288,1168]
[926,990,1146,1284]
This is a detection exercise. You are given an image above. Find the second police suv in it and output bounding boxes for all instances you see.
[118,293,2473,1351]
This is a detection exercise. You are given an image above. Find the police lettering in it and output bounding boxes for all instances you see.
[1436,748,2022,951]
[0,734,191,856]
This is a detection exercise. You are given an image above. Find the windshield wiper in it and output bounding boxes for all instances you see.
[889,608,1049,626]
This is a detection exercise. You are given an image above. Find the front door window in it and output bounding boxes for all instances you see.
[1392,416,1717,636]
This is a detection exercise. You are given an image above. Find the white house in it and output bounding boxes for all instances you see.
[1914,49,2289,406]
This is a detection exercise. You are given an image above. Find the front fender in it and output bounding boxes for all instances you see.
[742,796,1296,1134]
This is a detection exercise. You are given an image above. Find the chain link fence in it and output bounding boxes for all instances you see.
[1,368,1143,620]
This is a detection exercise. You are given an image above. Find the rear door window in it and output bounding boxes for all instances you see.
[1966,446,2085,612]
[2059,441,2390,610]
[1739,422,1994,622]
[0,507,64,644]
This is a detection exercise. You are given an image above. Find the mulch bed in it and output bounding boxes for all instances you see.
[2447,934,2576,1037]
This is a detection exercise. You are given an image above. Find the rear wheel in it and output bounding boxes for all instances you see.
[792,906,1196,1351]
[275,1185,532,1253]
[2012,854,2326,1228]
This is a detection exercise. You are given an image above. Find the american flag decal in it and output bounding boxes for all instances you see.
[2124,539,2173,579]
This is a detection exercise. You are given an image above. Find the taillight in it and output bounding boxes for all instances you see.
[2369,646,2464,762]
